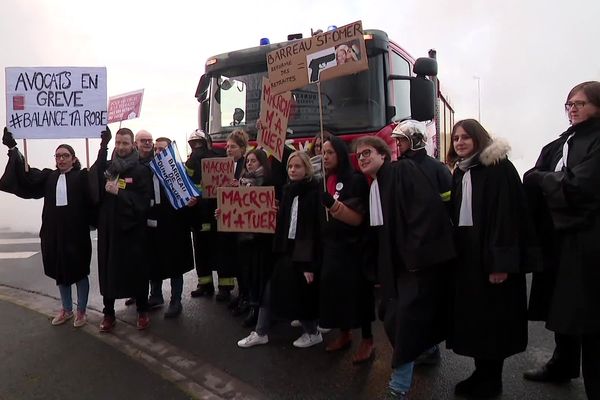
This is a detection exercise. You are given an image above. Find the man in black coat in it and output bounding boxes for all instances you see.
[94,128,153,332]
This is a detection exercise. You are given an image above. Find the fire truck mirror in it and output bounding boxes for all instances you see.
[195,74,210,102]
[410,77,435,122]
[413,57,438,77]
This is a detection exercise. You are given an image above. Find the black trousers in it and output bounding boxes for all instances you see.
[548,332,581,378]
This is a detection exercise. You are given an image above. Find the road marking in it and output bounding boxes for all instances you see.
[0,252,39,259]
[0,238,40,245]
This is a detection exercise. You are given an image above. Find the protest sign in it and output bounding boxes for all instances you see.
[201,157,235,198]
[257,77,291,161]
[266,21,368,95]
[5,67,107,139]
[217,186,277,233]
[107,89,144,124]
[149,142,201,209]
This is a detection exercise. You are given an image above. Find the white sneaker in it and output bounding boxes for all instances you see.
[51,309,73,326]
[293,332,323,348]
[317,326,331,334]
[290,320,302,327]
[237,331,269,348]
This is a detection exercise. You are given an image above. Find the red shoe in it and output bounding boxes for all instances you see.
[99,315,116,333]
[137,313,150,330]
[325,331,352,352]
[352,338,375,364]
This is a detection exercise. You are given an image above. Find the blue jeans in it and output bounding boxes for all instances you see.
[58,277,89,313]
[389,361,415,394]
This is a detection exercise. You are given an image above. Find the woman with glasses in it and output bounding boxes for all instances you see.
[0,128,95,328]
[354,136,454,399]
[447,119,538,398]
[523,81,600,399]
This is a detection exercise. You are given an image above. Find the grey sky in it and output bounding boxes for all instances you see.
[1,0,599,232]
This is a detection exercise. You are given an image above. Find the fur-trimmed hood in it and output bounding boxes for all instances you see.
[480,138,511,166]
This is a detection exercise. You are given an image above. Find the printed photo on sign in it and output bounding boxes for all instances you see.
[5,67,107,139]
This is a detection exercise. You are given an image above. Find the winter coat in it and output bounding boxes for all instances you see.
[448,138,539,360]
[373,159,455,366]
[528,117,600,335]
[319,171,374,330]
[0,148,92,285]
[93,147,153,299]
[270,178,322,320]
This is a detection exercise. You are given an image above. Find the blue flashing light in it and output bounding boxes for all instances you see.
[327,25,337,31]
[260,38,270,46]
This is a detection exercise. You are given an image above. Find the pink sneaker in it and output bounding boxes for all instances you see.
[73,311,87,328]
[51,309,74,326]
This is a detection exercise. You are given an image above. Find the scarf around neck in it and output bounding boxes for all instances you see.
[105,148,140,180]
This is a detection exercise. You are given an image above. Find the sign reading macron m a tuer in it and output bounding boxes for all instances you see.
[5,67,108,139]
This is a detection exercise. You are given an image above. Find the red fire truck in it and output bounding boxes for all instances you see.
[194,28,454,160]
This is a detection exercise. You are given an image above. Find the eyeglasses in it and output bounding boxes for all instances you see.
[564,101,587,111]
[54,153,72,160]
[356,149,372,160]
[138,139,153,144]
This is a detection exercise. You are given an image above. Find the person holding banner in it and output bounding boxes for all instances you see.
[218,129,249,307]
[0,128,94,328]
[185,129,222,299]
[236,149,274,327]
[354,136,454,399]
[318,136,375,364]
[238,151,322,349]
[93,127,153,332]
[144,137,195,318]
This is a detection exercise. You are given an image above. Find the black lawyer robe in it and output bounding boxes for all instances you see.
[93,148,153,299]
[146,183,194,281]
[319,171,374,330]
[449,146,539,360]
[535,118,600,335]
[0,148,92,285]
[374,160,455,367]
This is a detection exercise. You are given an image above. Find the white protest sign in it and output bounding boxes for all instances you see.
[5,67,107,139]
[107,89,144,124]
[149,142,201,209]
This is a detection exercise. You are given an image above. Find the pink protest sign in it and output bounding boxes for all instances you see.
[107,89,144,124]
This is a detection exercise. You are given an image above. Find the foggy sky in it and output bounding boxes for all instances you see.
[1,0,599,232]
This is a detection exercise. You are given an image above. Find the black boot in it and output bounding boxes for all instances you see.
[455,358,503,398]
[164,300,183,319]
[191,284,215,298]
[242,307,258,327]
[231,298,250,316]
[216,289,232,302]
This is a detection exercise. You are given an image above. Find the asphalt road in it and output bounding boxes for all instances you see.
[0,228,587,399]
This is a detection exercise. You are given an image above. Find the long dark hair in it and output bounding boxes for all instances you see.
[323,135,352,181]
[56,144,81,170]
[246,148,271,179]
[446,119,492,165]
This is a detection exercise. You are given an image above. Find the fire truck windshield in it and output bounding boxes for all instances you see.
[206,54,386,141]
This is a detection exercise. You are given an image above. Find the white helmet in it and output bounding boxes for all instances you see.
[392,120,427,151]
[188,129,207,142]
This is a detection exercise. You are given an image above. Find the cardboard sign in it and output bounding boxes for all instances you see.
[5,67,107,139]
[217,186,276,233]
[201,157,235,198]
[266,21,368,95]
[107,89,144,124]
[149,142,201,209]
[257,77,291,161]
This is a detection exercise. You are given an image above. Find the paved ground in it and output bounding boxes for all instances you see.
[0,228,588,399]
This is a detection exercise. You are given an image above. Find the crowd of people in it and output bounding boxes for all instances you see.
[1,80,599,400]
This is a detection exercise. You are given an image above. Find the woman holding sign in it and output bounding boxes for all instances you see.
[237,151,323,348]
[237,149,274,327]
[0,128,95,328]
[318,136,375,363]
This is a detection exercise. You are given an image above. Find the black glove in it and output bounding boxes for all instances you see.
[320,190,335,208]
[100,126,112,148]
[3,127,17,148]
